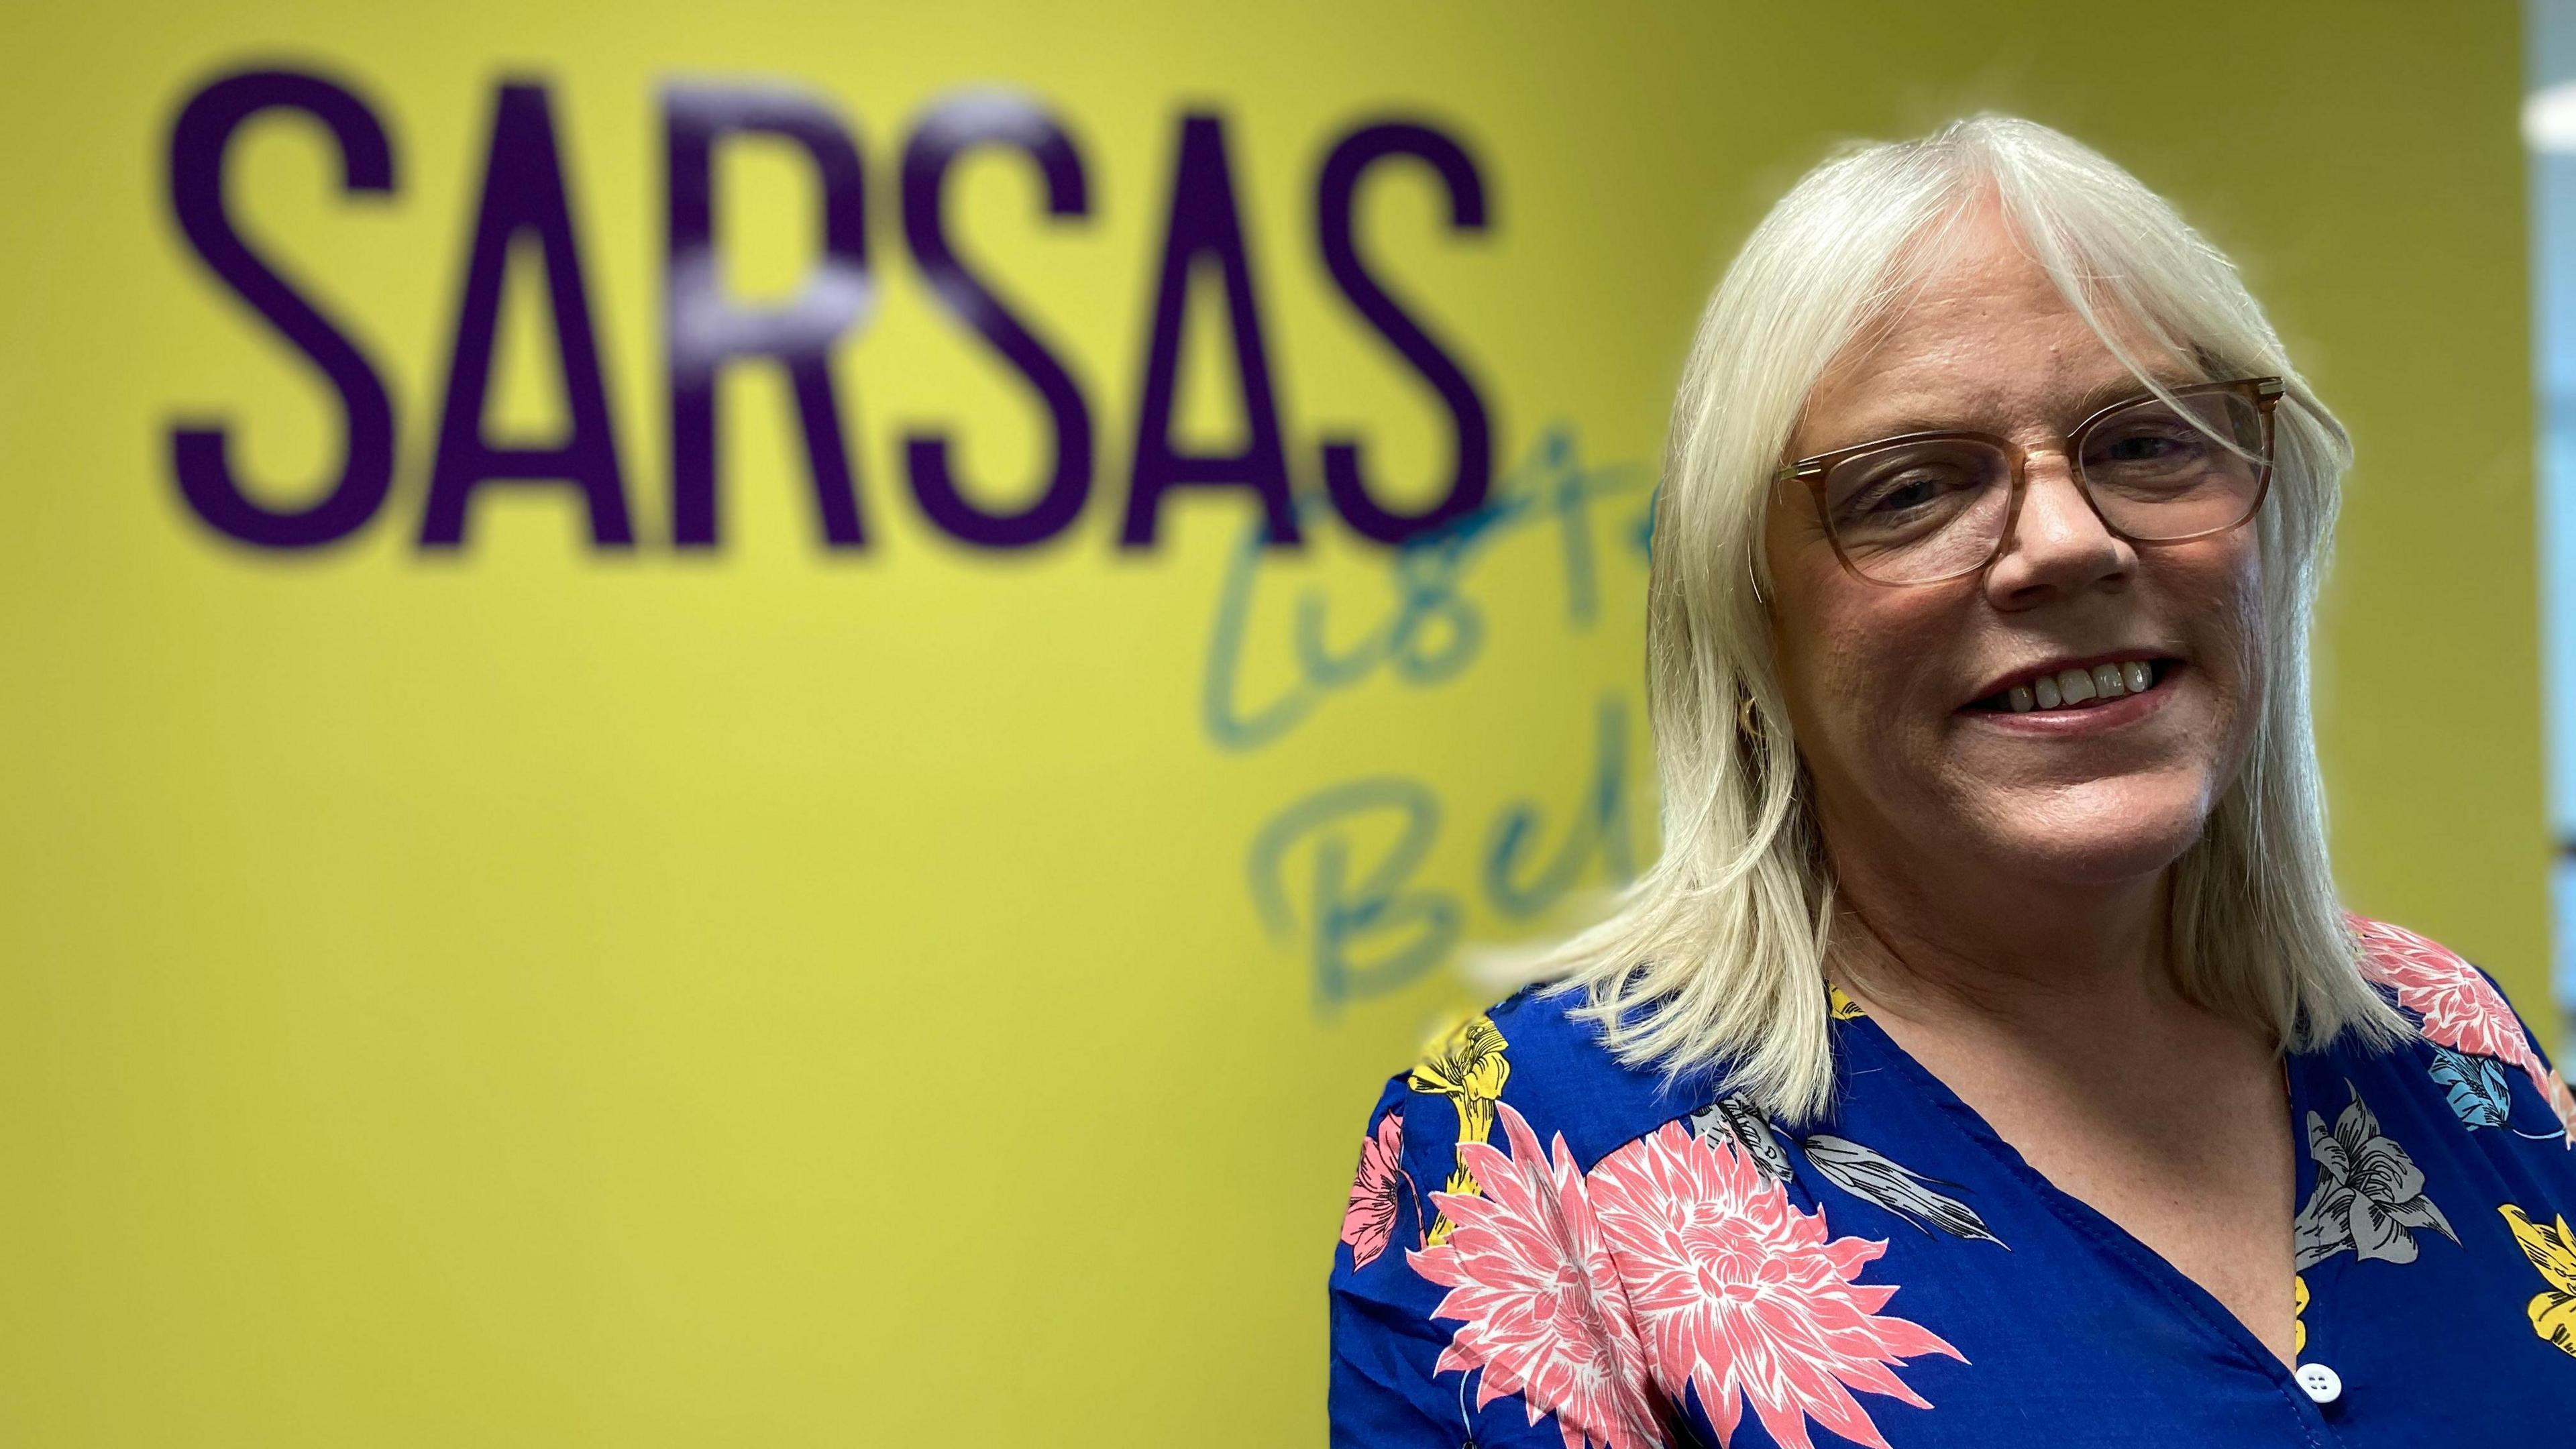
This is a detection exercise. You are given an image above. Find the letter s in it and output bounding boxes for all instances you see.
[1314,121,1492,546]
[901,90,1094,549]
[166,69,398,549]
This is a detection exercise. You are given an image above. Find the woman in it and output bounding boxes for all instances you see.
[1328,116,2576,1448]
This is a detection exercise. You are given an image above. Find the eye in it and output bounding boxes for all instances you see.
[1818,439,2006,548]
[2106,431,2181,462]
[1863,474,1946,512]
[2084,412,2216,478]
[1833,462,1978,525]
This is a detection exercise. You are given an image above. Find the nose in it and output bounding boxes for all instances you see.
[1981,451,2134,608]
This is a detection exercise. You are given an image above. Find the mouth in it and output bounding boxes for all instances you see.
[1963,656,2182,715]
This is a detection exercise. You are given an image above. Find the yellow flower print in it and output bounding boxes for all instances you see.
[1828,983,1865,1020]
[1409,1014,1510,1245]
[2499,1204,2576,1359]
[2292,1275,2308,1356]
[1411,1013,1510,1134]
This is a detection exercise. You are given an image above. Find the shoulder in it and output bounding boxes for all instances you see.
[1372,983,1710,1181]
[1330,983,1709,1296]
[2342,913,2575,1138]
[1330,985,1690,1444]
[2347,914,2553,1064]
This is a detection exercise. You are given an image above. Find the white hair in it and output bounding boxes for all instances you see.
[1505,114,2406,1123]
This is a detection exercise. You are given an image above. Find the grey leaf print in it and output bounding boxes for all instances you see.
[2292,1183,2351,1271]
[1799,1133,2006,1247]
[2294,1081,2458,1271]
[1687,1091,1794,1184]
[2298,1175,2359,1263]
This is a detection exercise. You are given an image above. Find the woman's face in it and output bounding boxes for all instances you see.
[1764,216,2265,894]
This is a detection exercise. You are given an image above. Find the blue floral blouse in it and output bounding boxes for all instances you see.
[1328,918,2576,1447]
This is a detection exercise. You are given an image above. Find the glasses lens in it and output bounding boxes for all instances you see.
[1820,438,2012,584]
[2077,389,2269,539]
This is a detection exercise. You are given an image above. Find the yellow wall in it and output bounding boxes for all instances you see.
[0,2,2541,1444]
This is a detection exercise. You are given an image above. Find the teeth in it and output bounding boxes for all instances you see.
[1992,660,2163,714]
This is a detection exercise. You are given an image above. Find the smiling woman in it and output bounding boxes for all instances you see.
[1328,115,2576,1447]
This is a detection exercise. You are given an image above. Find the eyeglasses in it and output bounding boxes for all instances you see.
[1776,376,2284,586]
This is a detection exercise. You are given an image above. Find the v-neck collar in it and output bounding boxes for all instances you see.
[1830,1004,2334,1427]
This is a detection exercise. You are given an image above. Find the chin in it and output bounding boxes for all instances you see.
[1968,775,2216,887]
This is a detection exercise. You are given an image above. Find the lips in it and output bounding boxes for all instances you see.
[1965,656,2179,713]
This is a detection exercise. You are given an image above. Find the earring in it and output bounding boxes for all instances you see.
[1738,692,1760,735]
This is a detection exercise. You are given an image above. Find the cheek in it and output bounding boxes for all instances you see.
[2133,540,2269,800]
[2171,541,2269,706]
[1763,497,1977,806]
[1772,566,1960,771]
[2215,572,2271,769]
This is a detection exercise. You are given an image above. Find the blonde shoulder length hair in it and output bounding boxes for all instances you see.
[1506,113,2408,1124]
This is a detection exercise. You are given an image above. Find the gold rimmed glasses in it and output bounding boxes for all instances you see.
[1777,376,2285,586]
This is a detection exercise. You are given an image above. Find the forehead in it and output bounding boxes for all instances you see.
[1793,218,2195,455]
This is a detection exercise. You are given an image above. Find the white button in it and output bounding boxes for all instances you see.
[2294,1362,2341,1405]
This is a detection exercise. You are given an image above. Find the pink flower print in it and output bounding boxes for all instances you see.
[2545,1069,2576,1145]
[1342,1109,1409,1271]
[1586,1123,1963,1449]
[2352,916,2552,1095]
[1408,1103,1661,1449]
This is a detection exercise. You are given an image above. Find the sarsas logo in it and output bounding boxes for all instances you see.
[166,68,1497,553]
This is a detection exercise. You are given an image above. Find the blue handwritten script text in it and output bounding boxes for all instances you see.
[1246,695,1639,1011]
[1201,426,1651,751]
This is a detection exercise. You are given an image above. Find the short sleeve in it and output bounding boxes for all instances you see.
[2467,956,2575,1133]
[1326,1052,1663,1449]
[1328,1075,1470,1446]
[2351,914,2576,1138]
[2477,963,2562,1059]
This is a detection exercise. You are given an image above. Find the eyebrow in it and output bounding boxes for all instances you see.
[1811,369,2207,455]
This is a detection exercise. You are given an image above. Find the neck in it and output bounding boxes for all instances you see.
[1821,822,2179,1041]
